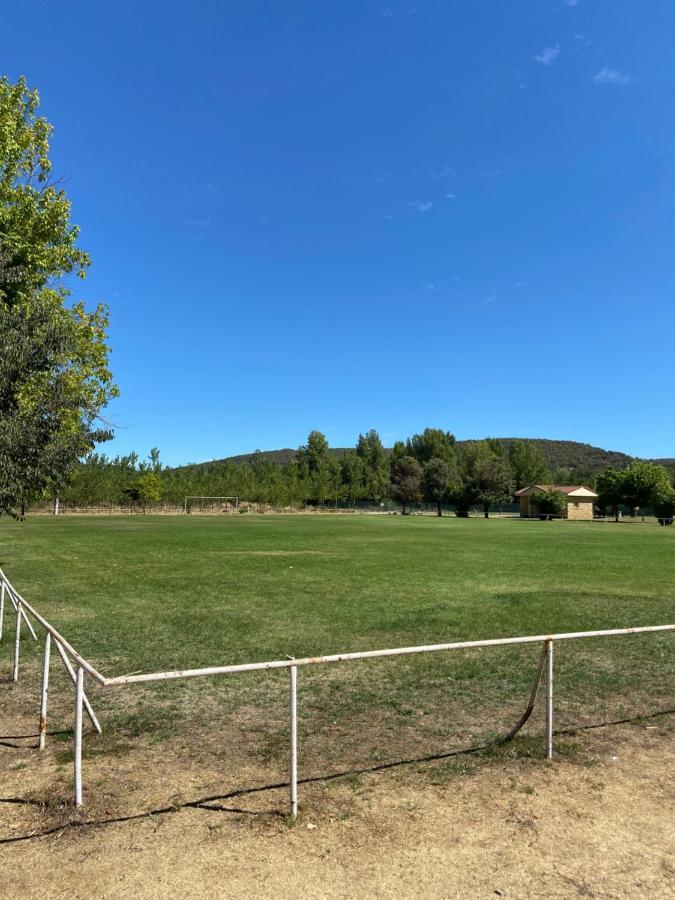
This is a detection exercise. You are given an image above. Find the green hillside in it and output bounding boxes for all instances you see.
[183,438,638,479]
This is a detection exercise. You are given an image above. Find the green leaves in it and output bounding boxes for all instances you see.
[0,76,116,516]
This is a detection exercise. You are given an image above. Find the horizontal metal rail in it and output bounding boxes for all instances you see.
[102,624,675,685]
[1,564,673,815]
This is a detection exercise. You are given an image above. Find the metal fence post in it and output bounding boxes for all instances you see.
[39,633,51,750]
[74,666,84,806]
[12,601,21,682]
[546,640,554,759]
[289,659,298,820]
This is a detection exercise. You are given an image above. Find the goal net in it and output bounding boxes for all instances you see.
[184,496,240,514]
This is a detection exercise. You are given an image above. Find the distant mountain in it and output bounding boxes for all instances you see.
[176,438,657,477]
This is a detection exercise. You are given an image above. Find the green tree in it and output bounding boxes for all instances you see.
[135,471,162,512]
[0,76,116,516]
[406,428,456,464]
[456,441,514,518]
[622,461,671,520]
[530,489,566,518]
[296,431,340,506]
[390,456,422,514]
[596,467,626,522]
[422,457,461,517]
[652,482,675,523]
[355,429,390,501]
[340,451,365,505]
[472,455,514,518]
[508,439,550,489]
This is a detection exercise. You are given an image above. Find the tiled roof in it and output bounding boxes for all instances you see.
[514,484,588,496]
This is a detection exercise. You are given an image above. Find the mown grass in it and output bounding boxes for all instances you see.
[1,514,673,778]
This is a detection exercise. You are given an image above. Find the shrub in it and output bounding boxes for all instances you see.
[530,489,566,517]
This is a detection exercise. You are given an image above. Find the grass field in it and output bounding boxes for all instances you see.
[2,514,674,803]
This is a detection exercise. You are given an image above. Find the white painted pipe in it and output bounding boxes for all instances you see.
[39,633,51,750]
[74,666,84,807]
[289,662,298,820]
[546,640,554,760]
[12,601,21,682]
[4,581,37,641]
[103,624,675,686]
[55,640,102,734]
[0,570,104,682]
[0,580,4,642]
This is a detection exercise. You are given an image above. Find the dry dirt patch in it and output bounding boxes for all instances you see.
[1,718,673,899]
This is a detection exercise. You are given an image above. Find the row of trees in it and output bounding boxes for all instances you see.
[596,462,675,521]
[59,431,675,519]
[60,429,554,516]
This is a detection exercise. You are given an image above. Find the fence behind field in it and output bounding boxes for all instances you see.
[25,501,521,517]
[1,564,673,818]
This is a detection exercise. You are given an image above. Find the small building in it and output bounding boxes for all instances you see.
[515,485,598,521]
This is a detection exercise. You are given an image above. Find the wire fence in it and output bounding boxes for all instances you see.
[2,565,673,817]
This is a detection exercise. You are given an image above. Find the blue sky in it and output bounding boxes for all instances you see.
[3,1,675,463]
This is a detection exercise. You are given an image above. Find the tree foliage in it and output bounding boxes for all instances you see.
[0,76,116,516]
[508,439,550,489]
[530,489,566,518]
[390,456,422,514]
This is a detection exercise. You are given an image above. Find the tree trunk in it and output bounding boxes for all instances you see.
[437,501,442,517]
[483,503,489,518]
[614,505,619,523]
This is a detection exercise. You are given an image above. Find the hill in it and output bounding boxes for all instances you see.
[177,438,644,478]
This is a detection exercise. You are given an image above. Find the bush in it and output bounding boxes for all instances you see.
[530,489,566,518]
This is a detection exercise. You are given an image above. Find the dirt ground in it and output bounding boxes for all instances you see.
[1,713,674,899]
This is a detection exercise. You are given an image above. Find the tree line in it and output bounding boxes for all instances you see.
[57,430,675,519]
[61,429,551,515]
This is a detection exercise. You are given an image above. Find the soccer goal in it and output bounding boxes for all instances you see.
[184,496,240,514]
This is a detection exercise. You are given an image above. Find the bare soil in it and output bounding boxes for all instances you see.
[1,709,673,899]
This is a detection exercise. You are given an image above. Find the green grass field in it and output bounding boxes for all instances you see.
[2,514,674,786]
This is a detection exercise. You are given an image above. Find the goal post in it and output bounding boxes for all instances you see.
[184,496,240,514]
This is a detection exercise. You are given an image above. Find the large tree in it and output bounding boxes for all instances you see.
[340,450,365,505]
[422,457,461,517]
[0,76,116,516]
[296,430,341,505]
[390,455,422,514]
[508,439,550,489]
[355,429,390,501]
[596,467,626,522]
[456,441,514,518]
[406,428,456,464]
[621,461,671,520]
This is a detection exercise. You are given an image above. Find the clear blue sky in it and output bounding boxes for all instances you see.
[4,1,675,463]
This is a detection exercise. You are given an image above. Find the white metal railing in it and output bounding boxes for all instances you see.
[1,565,673,819]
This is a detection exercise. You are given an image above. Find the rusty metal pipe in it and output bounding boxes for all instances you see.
[500,641,548,743]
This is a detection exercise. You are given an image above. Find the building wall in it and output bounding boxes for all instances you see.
[566,499,594,521]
